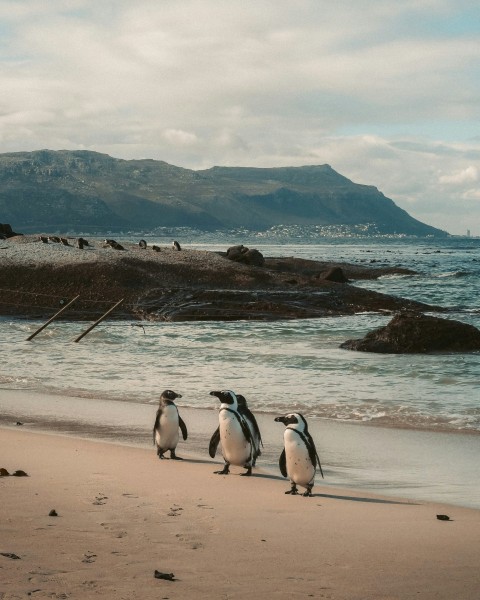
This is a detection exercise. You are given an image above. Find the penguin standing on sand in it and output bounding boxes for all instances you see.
[209,390,254,476]
[209,393,263,467]
[172,240,181,251]
[274,413,324,496]
[153,390,188,460]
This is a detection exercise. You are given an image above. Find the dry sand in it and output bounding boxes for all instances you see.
[1,428,479,600]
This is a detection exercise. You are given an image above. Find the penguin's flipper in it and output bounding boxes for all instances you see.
[153,409,161,445]
[316,451,325,479]
[305,432,324,479]
[279,448,287,478]
[209,427,220,458]
[179,416,188,441]
[241,408,264,448]
[249,412,264,448]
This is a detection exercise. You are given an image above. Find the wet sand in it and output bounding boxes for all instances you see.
[1,427,479,599]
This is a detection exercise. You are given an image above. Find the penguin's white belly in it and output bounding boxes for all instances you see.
[156,406,179,449]
[284,430,315,487]
[219,412,251,466]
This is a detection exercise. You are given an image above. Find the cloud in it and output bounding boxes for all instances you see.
[1,1,480,234]
[439,166,479,185]
[163,129,198,146]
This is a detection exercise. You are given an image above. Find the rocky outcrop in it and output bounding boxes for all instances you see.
[0,223,22,239]
[321,267,348,283]
[340,311,480,353]
[0,235,443,322]
[226,245,265,266]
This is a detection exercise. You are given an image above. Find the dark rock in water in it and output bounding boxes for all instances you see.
[0,467,10,476]
[340,311,480,354]
[0,238,440,322]
[0,223,22,238]
[321,267,348,283]
[436,514,451,521]
[226,245,264,266]
[0,552,21,559]
[49,509,58,517]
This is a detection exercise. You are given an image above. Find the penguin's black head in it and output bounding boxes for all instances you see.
[236,394,247,408]
[160,390,182,403]
[275,414,297,425]
[276,413,308,432]
[210,390,236,405]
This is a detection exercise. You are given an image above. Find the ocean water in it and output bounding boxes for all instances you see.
[1,234,479,432]
[1,233,479,507]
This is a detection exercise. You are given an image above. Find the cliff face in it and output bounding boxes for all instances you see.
[0,150,446,236]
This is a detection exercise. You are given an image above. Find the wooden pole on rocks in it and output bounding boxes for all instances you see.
[73,299,124,343]
[26,295,80,341]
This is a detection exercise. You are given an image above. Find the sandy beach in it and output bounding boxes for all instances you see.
[1,426,479,600]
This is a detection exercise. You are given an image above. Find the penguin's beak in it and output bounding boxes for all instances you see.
[275,416,287,424]
[210,391,221,398]
[175,394,183,398]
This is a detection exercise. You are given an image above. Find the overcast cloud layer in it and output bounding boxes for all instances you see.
[1,0,479,235]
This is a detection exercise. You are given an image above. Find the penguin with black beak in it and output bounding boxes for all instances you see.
[209,390,254,476]
[274,413,324,496]
[153,390,188,460]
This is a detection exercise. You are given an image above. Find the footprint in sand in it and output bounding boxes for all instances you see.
[175,532,204,550]
[167,505,183,517]
[82,552,97,564]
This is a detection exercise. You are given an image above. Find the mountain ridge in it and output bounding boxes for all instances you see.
[0,149,447,236]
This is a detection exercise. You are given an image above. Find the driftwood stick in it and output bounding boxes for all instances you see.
[73,299,124,343]
[26,295,80,341]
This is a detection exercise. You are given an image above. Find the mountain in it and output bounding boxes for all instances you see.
[0,149,447,236]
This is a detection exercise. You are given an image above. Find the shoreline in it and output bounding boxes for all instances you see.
[2,388,480,510]
[1,427,479,599]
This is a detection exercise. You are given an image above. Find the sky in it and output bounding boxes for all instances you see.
[1,1,479,235]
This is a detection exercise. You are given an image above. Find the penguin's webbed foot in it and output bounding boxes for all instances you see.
[214,464,230,475]
[303,487,313,497]
[170,450,183,460]
[285,484,298,495]
[240,466,252,477]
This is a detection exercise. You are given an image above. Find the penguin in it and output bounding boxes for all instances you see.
[237,395,263,466]
[172,240,181,251]
[153,390,188,460]
[274,413,324,497]
[209,390,254,476]
[210,394,263,467]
